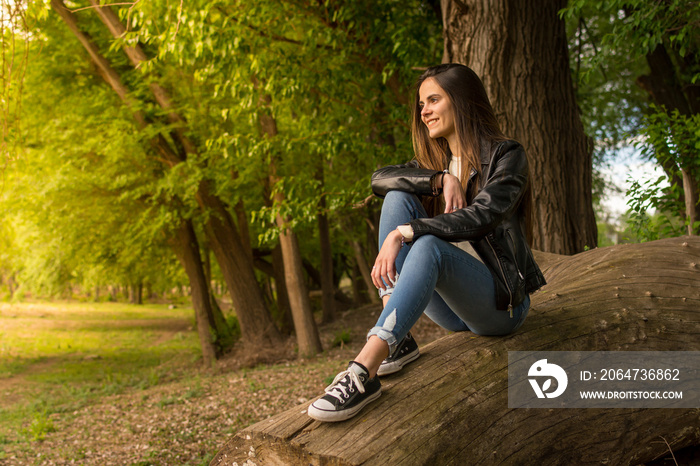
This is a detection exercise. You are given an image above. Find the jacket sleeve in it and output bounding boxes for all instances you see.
[409,143,528,241]
[371,160,441,199]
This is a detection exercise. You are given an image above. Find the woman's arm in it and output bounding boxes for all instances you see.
[408,143,528,241]
[371,160,442,198]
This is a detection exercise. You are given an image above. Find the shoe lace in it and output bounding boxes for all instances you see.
[324,369,365,403]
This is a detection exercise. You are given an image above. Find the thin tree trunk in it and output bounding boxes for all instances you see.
[200,239,234,347]
[271,242,294,334]
[316,167,336,323]
[275,214,323,356]
[129,283,143,305]
[257,87,322,356]
[441,0,596,254]
[170,220,218,365]
[682,169,699,235]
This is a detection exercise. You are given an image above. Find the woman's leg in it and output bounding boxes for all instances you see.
[308,192,428,422]
[376,191,428,298]
[364,235,529,375]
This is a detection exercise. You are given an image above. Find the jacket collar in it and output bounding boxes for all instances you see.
[444,141,492,166]
[479,138,493,166]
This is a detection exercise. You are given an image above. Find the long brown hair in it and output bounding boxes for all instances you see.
[411,64,508,216]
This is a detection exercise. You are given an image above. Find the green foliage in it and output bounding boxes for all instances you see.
[626,106,700,238]
[1,0,441,302]
[562,0,699,237]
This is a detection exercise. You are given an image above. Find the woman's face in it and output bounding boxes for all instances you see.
[418,77,456,144]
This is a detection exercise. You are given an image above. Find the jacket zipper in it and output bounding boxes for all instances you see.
[486,236,514,317]
[506,229,525,282]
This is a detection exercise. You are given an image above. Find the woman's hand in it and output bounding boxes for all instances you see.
[442,173,466,214]
[371,229,404,291]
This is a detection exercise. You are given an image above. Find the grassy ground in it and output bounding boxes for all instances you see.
[0,300,449,465]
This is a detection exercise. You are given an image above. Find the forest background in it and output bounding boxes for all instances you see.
[0,0,698,464]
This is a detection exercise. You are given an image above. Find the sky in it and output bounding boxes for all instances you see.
[598,149,668,224]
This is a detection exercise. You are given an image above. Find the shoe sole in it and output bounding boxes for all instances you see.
[307,390,382,422]
[376,348,420,376]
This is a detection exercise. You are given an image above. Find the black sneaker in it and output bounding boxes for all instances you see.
[377,332,420,376]
[307,361,381,422]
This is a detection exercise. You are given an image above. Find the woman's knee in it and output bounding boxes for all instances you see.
[410,234,444,256]
[381,190,417,214]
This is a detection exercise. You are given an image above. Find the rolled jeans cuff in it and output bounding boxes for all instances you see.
[377,272,399,299]
[366,327,398,354]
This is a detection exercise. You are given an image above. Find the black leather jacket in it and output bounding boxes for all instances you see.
[371,140,546,313]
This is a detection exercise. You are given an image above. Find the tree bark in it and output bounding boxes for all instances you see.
[275,214,323,356]
[271,242,294,334]
[197,185,282,348]
[234,199,254,263]
[170,220,218,365]
[682,169,699,235]
[211,236,700,465]
[441,0,597,254]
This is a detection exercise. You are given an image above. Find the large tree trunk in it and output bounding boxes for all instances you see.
[197,186,282,348]
[211,236,700,464]
[441,0,597,254]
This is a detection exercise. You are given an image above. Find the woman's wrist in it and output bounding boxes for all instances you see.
[438,169,449,189]
[396,225,414,242]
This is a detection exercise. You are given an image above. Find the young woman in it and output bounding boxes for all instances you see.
[308,64,546,422]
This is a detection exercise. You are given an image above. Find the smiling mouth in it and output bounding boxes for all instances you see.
[426,118,439,127]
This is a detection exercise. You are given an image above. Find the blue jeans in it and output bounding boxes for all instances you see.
[367,191,529,352]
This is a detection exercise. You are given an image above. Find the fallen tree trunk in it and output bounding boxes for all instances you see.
[211,236,700,465]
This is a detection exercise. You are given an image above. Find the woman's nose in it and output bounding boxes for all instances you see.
[421,106,430,117]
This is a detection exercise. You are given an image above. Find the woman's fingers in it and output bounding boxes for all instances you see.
[372,230,403,290]
[442,175,467,213]
[372,261,396,290]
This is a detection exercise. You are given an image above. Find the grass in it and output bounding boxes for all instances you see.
[0,301,201,457]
